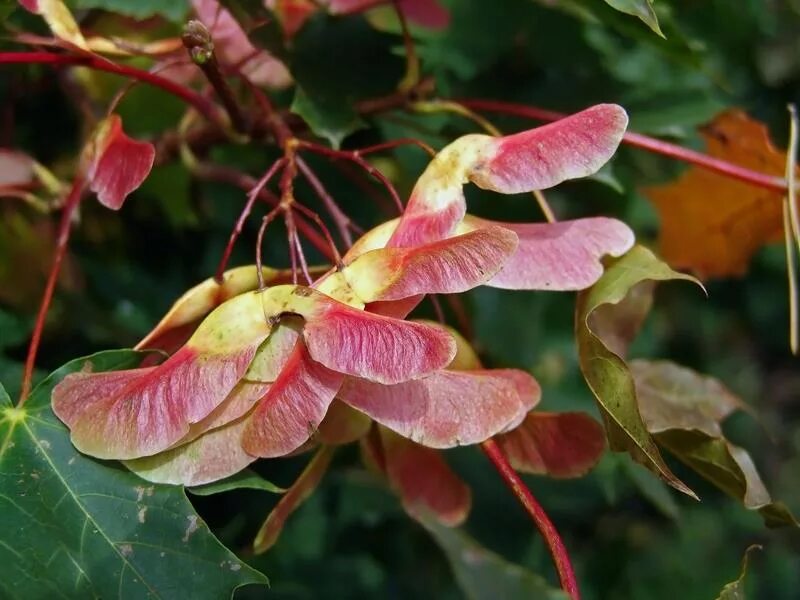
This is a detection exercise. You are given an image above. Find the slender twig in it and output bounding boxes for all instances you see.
[457,98,788,193]
[292,201,344,269]
[785,104,799,354]
[255,207,282,290]
[412,99,501,136]
[0,51,224,126]
[481,439,580,600]
[19,176,85,404]
[296,157,357,247]
[182,21,249,134]
[532,189,556,223]
[215,158,287,281]
[193,162,333,261]
[298,141,405,213]
[392,0,419,94]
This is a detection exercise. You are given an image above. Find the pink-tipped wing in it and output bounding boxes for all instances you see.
[380,428,470,526]
[469,104,628,194]
[303,303,456,384]
[344,226,518,302]
[124,412,257,486]
[340,368,540,448]
[461,216,635,290]
[88,115,155,210]
[496,412,606,478]
[242,341,343,457]
[52,292,271,459]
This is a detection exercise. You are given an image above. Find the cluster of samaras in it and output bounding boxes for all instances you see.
[53,105,632,522]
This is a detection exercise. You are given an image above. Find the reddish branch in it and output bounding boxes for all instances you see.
[458,98,787,193]
[19,176,85,404]
[0,51,224,126]
[481,439,580,600]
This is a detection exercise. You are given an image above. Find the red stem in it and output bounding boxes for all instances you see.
[0,51,223,126]
[215,158,287,282]
[18,176,85,404]
[458,98,787,193]
[481,439,580,600]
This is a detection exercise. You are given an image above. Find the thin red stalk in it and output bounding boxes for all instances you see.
[458,98,787,193]
[296,157,356,247]
[19,176,85,404]
[429,294,445,324]
[194,162,333,261]
[255,207,281,290]
[182,21,249,134]
[298,141,405,212]
[355,138,436,157]
[215,158,286,282]
[481,439,580,600]
[444,295,473,341]
[0,51,223,126]
[292,201,344,268]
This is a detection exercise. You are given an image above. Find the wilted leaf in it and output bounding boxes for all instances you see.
[419,516,569,600]
[0,351,268,599]
[717,545,761,600]
[632,359,799,528]
[603,0,664,37]
[576,245,700,497]
[631,359,747,437]
[645,110,791,278]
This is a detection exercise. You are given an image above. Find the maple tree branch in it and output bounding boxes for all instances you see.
[19,176,85,405]
[458,98,788,193]
[192,162,334,262]
[0,51,224,127]
[182,21,249,134]
[481,439,580,600]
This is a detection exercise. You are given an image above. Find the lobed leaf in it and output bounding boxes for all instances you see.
[0,354,267,599]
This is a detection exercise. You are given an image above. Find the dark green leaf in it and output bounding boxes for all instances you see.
[288,14,403,147]
[576,245,701,497]
[70,0,189,22]
[419,517,568,600]
[189,469,285,496]
[0,351,268,599]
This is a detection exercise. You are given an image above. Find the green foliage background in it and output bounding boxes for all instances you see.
[1,0,799,597]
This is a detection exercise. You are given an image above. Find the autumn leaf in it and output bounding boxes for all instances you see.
[645,110,791,278]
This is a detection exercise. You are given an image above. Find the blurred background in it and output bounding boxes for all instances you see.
[2,0,799,597]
